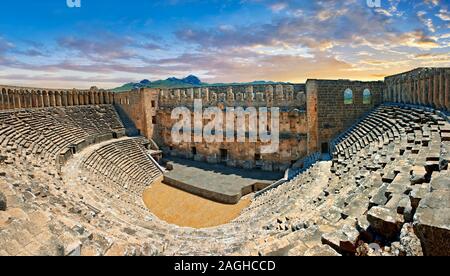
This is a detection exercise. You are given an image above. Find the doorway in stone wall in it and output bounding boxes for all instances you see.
[220,149,228,163]
[321,142,329,154]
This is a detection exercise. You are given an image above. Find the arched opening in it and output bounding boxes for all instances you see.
[344,88,353,105]
[363,89,372,105]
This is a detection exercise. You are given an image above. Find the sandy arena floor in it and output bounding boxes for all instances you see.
[143,179,251,229]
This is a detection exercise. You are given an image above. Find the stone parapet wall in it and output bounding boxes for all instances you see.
[384,67,450,111]
[0,85,115,110]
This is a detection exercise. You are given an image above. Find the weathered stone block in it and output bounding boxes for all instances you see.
[410,166,428,185]
[430,174,450,191]
[367,206,404,239]
[413,190,450,256]
[321,224,360,254]
[304,244,341,256]
[410,184,431,209]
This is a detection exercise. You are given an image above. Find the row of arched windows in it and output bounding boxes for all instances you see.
[344,88,372,105]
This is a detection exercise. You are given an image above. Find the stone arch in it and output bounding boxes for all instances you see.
[363,88,372,105]
[344,88,353,105]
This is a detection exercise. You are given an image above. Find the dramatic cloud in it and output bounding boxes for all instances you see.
[0,0,448,88]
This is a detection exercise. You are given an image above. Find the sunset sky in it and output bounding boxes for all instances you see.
[0,0,449,89]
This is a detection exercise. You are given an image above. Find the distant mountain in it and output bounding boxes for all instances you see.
[111,75,203,92]
[111,75,294,92]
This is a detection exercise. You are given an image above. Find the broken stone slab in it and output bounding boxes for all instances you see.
[356,215,373,242]
[397,196,413,222]
[369,183,389,207]
[382,171,397,183]
[413,190,450,256]
[65,241,82,256]
[386,173,412,197]
[303,244,341,256]
[367,206,404,239]
[341,194,370,219]
[0,192,6,211]
[409,184,431,210]
[430,173,450,192]
[410,166,428,185]
[321,224,360,254]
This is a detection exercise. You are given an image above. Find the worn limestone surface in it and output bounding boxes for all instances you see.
[0,67,449,256]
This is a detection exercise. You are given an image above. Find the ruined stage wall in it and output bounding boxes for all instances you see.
[156,84,307,172]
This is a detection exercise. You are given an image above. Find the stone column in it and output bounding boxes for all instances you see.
[8,90,13,109]
[445,71,450,111]
[275,84,284,101]
[434,71,440,109]
[202,87,209,102]
[439,70,445,110]
[38,91,43,108]
[265,85,274,103]
[226,87,234,103]
[427,75,433,107]
[57,91,62,106]
[85,91,90,105]
[0,89,4,110]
